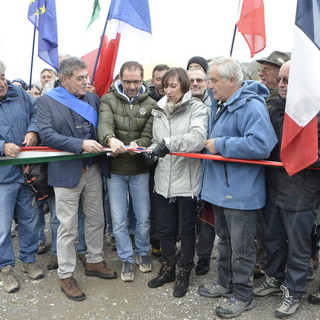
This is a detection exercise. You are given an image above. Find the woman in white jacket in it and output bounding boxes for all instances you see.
[146,68,208,297]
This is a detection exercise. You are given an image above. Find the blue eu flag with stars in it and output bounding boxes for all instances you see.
[28,0,59,70]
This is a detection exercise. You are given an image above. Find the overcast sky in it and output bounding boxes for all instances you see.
[0,0,297,83]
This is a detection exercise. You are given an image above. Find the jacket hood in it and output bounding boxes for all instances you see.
[112,80,147,103]
[225,80,269,111]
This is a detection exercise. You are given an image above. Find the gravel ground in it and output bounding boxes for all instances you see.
[0,219,319,320]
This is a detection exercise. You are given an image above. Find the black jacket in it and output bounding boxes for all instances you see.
[266,95,320,211]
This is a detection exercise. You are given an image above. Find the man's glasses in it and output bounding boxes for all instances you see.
[190,78,205,83]
[276,76,288,84]
[122,80,142,85]
[258,67,270,74]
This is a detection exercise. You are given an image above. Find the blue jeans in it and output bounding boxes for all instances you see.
[262,201,314,299]
[107,173,150,263]
[102,175,136,236]
[0,183,38,268]
[214,205,257,302]
[36,196,87,255]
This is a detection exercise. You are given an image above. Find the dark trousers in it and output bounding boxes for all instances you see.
[196,218,215,261]
[214,205,257,302]
[155,193,197,271]
[262,200,314,299]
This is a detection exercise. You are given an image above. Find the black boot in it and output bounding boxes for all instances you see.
[147,262,175,288]
[173,269,190,298]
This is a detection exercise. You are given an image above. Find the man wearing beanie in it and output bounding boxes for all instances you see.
[187,56,208,74]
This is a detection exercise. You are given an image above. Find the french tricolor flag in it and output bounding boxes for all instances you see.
[281,0,320,176]
[93,0,152,97]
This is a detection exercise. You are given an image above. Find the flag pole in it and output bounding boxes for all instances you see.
[28,26,37,90]
[229,0,243,57]
[91,17,108,84]
[229,26,238,57]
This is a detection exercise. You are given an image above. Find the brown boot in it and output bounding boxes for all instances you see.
[60,277,85,301]
[85,261,117,279]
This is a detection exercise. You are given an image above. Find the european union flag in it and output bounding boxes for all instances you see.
[28,0,59,70]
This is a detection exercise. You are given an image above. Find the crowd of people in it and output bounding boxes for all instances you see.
[0,51,319,319]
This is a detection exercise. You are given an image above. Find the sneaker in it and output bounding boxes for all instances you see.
[60,277,85,301]
[195,258,210,276]
[253,274,282,299]
[37,243,48,255]
[121,261,134,282]
[308,288,320,305]
[216,296,256,319]
[1,265,20,293]
[21,262,44,280]
[135,255,152,273]
[275,285,301,318]
[47,255,58,270]
[198,281,232,298]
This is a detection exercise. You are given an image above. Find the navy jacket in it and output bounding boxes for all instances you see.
[36,88,109,188]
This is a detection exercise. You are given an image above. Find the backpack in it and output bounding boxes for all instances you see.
[24,163,54,201]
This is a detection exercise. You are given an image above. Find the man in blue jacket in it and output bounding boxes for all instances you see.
[198,57,277,319]
[0,60,44,294]
[37,57,117,301]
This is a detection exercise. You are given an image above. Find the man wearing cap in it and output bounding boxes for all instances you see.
[256,51,291,110]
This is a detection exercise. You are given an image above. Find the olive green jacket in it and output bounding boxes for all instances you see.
[98,81,156,175]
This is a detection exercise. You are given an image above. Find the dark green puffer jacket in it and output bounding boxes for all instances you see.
[98,81,156,175]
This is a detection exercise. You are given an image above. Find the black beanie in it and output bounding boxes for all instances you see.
[187,56,208,73]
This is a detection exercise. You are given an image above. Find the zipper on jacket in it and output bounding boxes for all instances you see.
[223,162,230,187]
[129,104,133,142]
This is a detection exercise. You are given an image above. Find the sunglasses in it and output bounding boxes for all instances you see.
[276,76,288,84]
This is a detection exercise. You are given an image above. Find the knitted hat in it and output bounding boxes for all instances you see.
[187,56,208,73]
[256,51,291,67]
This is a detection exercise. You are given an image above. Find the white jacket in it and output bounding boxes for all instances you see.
[151,91,208,198]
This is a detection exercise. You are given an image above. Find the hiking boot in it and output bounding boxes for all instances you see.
[151,239,162,258]
[173,269,190,298]
[47,255,58,270]
[21,262,44,280]
[37,243,48,255]
[85,261,117,279]
[195,258,210,276]
[135,255,152,273]
[198,280,232,298]
[308,287,320,305]
[148,262,176,288]
[253,274,282,299]
[121,261,134,282]
[1,265,20,293]
[60,277,85,301]
[275,285,301,318]
[216,296,256,319]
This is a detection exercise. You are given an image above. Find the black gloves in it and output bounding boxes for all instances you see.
[152,140,169,158]
[142,152,157,166]
[142,140,170,166]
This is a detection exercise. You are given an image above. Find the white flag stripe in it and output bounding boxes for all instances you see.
[286,26,320,126]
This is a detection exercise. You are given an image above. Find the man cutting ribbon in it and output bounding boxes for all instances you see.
[37,57,117,302]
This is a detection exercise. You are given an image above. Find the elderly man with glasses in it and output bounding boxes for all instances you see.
[256,51,291,110]
[98,61,157,283]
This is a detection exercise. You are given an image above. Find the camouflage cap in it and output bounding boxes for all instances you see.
[256,51,291,67]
